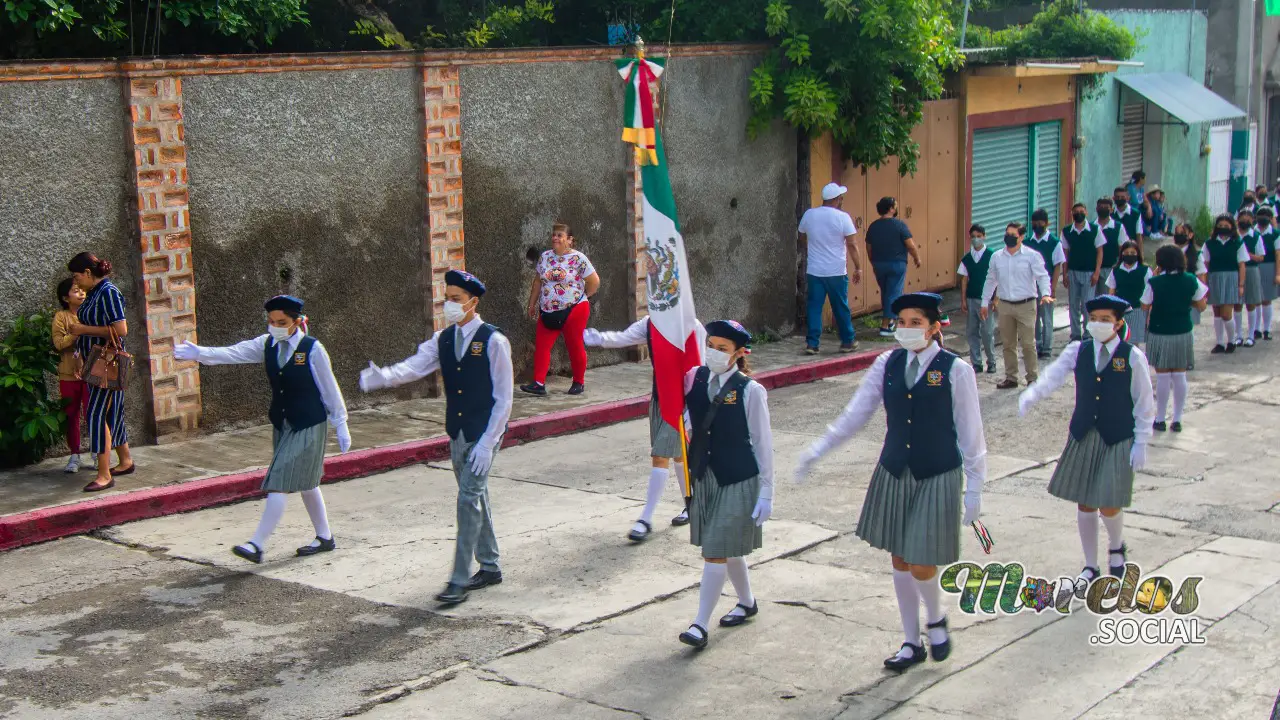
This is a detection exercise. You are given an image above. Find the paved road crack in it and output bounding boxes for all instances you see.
[474,668,649,718]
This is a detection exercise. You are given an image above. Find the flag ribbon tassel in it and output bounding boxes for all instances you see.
[619,52,663,166]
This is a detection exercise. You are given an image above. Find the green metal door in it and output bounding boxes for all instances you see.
[1032,121,1062,228]
[972,126,1030,235]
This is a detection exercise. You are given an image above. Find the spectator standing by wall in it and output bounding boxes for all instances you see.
[798,183,861,355]
[865,197,923,337]
[522,223,599,397]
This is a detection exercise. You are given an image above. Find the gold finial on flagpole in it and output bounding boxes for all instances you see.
[634,36,645,60]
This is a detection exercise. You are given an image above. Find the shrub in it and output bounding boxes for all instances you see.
[1191,205,1214,245]
[0,311,67,468]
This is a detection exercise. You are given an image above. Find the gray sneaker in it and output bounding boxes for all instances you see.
[63,455,80,474]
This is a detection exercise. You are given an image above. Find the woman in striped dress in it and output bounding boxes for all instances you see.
[678,320,774,650]
[1019,295,1155,585]
[1143,246,1209,433]
[1105,240,1152,345]
[797,293,987,672]
[1205,215,1249,353]
[66,252,135,492]
[174,296,351,563]
[1235,209,1266,347]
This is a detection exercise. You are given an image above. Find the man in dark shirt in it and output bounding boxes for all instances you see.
[865,196,923,336]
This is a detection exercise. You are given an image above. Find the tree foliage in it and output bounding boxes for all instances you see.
[0,311,66,469]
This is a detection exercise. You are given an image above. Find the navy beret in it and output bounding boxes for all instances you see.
[705,319,751,349]
[890,292,943,315]
[264,295,304,314]
[1086,294,1131,315]
[445,269,486,297]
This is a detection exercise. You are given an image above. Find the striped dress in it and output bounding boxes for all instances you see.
[76,278,128,455]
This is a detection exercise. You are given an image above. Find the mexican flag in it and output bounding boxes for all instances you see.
[616,53,701,469]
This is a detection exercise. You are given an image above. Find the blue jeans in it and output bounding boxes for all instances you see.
[805,274,855,348]
[872,260,908,319]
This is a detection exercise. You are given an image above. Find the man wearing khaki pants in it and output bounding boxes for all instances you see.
[980,222,1053,389]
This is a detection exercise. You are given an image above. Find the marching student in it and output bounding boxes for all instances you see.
[1024,209,1067,359]
[1238,209,1266,347]
[359,270,513,606]
[678,320,774,650]
[1257,207,1279,340]
[796,293,986,672]
[1143,246,1209,433]
[174,296,351,563]
[1061,202,1105,342]
[1205,214,1249,354]
[956,223,997,373]
[583,317,707,540]
[1094,197,1131,297]
[1018,295,1154,584]
[1105,240,1152,345]
[1113,185,1145,258]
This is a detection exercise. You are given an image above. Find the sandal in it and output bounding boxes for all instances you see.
[82,478,115,493]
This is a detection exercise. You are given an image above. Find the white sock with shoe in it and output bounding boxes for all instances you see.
[1214,317,1225,345]
[892,569,921,658]
[689,562,728,639]
[915,576,948,645]
[724,557,755,617]
[300,488,332,547]
[1102,512,1125,572]
[1155,374,1170,423]
[245,492,288,552]
[1171,372,1189,422]
[1078,509,1099,570]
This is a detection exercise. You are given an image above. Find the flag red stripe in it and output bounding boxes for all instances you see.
[649,327,700,430]
[637,64,656,150]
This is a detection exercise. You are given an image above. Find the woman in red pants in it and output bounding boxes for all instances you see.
[522,222,600,396]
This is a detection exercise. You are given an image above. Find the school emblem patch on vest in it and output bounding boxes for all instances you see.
[723,390,738,405]
[926,370,944,386]
[293,352,307,365]
[470,341,484,356]
[1112,357,1127,372]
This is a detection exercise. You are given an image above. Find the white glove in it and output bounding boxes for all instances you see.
[336,422,352,453]
[1129,442,1147,472]
[751,497,773,526]
[1017,390,1034,417]
[468,442,495,476]
[962,490,981,526]
[583,329,604,347]
[174,341,200,362]
[794,445,821,484]
[359,361,385,393]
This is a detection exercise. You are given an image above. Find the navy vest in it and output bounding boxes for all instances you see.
[685,366,759,486]
[265,335,327,432]
[1099,221,1123,268]
[1069,341,1136,445]
[879,348,963,479]
[439,324,499,442]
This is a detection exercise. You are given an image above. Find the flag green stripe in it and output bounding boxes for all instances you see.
[623,71,636,131]
[640,128,680,232]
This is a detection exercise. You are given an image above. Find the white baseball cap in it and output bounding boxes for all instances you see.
[821,183,848,201]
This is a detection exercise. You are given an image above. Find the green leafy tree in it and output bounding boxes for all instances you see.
[0,311,66,469]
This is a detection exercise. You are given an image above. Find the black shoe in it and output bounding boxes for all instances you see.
[926,617,952,662]
[1153,421,1167,432]
[1265,332,1273,341]
[671,508,690,526]
[679,624,709,649]
[296,536,336,557]
[883,642,927,671]
[1108,544,1128,578]
[719,601,759,627]
[435,583,469,605]
[627,519,652,542]
[986,365,997,374]
[839,343,857,354]
[1255,330,1264,340]
[1227,343,1237,353]
[1243,338,1256,348]
[1038,352,1050,360]
[519,382,547,396]
[1211,344,1226,354]
[996,379,1019,390]
[567,382,585,395]
[465,569,503,591]
[1171,421,1183,433]
[232,542,263,564]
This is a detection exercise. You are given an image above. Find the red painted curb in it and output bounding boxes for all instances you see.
[0,349,880,551]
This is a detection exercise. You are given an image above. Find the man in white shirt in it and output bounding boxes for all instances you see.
[980,223,1053,389]
[798,182,861,355]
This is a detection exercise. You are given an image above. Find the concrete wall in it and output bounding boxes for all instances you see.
[0,79,155,444]
[184,69,426,431]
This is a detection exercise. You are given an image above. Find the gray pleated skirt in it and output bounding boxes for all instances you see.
[855,463,963,566]
[1208,271,1241,305]
[1146,331,1195,370]
[1122,308,1147,344]
[262,420,328,493]
[1260,262,1278,302]
[1047,429,1133,508]
[690,471,762,559]
[648,398,682,459]
[1244,266,1264,304]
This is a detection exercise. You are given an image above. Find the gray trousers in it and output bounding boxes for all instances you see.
[1093,267,1113,299]
[450,434,501,586]
[966,302,995,368]
[1035,300,1055,355]
[1067,270,1095,341]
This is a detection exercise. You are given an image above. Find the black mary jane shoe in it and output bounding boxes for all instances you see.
[519,382,547,397]
[1153,421,1167,432]
[567,382,585,395]
[435,583,469,605]
[679,624,709,649]
[1226,342,1237,354]
[1211,344,1226,354]
[296,536,336,557]
[1265,331,1273,341]
[627,519,652,543]
[465,569,503,591]
[719,601,759,627]
[1170,421,1183,433]
[671,508,690,527]
[883,642,927,672]
[1255,330,1264,340]
[1108,544,1128,578]
[926,617,952,662]
[232,542,263,564]
[1074,566,1101,593]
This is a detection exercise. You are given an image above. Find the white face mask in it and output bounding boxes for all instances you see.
[704,348,735,374]
[894,327,930,352]
[971,238,985,251]
[1087,321,1117,342]
[443,300,469,326]
[267,324,293,342]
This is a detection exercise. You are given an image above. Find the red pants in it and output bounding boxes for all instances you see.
[533,301,591,384]
[59,379,89,454]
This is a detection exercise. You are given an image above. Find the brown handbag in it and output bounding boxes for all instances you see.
[80,326,132,391]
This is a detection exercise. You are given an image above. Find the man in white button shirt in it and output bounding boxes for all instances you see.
[980,222,1053,389]
[798,182,861,355]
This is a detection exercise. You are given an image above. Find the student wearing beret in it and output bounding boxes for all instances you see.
[797,292,987,672]
[1018,295,1155,585]
[174,295,351,563]
[583,317,707,540]
[360,270,513,606]
[678,320,774,650]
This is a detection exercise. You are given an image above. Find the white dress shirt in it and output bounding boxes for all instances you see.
[368,315,514,449]
[980,245,1052,305]
[1105,264,1153,294]
[682,366,775,501]
[1022,338,1155,444]
[1140,274,1209,305]
[1094,217,1132,247]
[586,317,707,363]
[191,330,348,428]
[809,344,987,494]
[1028,230,1068,266]
[1113,204,1145,236]
[1060,221,1107,252]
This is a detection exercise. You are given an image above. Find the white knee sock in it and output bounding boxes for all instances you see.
[892,569,921,647]
[1078,509,1099,569]
[915,576,947,645]
[300,488,332,544]
[249,492,288,551]
[724,557,755,615]
[1155,374,1171,423]
[1264,304,1274,331]
[1171,372,1189,422]
[1226,317,1237,343]
[1249,307,1260,336]
[1214,316,1225,345]
[1102,512,1125,568]
[639,467,667,525]
[691,562,728,637]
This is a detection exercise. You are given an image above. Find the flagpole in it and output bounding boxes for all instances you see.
[678,417,692,503]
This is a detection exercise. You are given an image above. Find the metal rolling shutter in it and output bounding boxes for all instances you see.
[1032,121,1062,229]
[972,126,1030,234]
[1121,104,1145,179]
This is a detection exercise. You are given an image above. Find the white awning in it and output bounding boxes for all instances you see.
[1116,72,1245,125]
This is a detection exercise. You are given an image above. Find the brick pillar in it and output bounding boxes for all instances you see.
[125,73,201,440]
[422,65,466,330]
